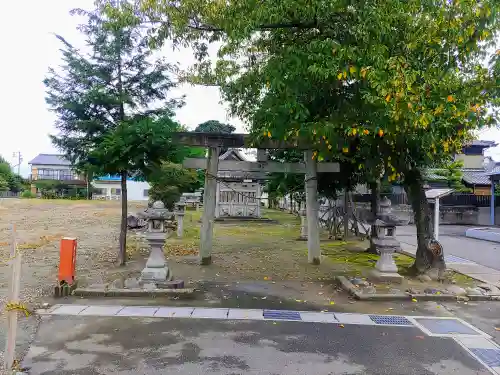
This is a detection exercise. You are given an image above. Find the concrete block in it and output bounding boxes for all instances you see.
[78,305,124,316]
[191,308,229,319]
[154,307,194,318]
[227,309,264,320]
[116,306,159,317]
[51,305,88,315]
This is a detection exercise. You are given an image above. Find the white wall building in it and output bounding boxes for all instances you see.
[92,175,151,201]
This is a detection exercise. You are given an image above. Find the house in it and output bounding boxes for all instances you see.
[28,154,86,194]
[424,140,497,194]
[92,174,151,201]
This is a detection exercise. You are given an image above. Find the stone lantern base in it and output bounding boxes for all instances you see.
[139,231,173,286]
[367,236,403,283]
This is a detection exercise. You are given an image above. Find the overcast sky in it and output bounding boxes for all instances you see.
[1,1,500,177]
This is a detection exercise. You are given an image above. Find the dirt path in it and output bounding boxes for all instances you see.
[0,199,147,309]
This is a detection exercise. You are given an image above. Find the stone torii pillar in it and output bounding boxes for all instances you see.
[304,151,321,264]
[200,147,219,265]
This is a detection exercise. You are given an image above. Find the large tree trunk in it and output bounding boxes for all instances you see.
[367,180,380,254]
[405,169,446,276]
[118,171,128,266]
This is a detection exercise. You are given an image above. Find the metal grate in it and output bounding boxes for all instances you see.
[415,318,479,335]
[444,255,476,264]
[369,315,413,326]
[470,348,500,367]
[263,310,302,321]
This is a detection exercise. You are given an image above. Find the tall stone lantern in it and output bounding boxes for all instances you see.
[140,201,173,284]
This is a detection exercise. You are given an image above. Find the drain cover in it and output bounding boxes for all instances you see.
[470,348,500,367]
[369,315,413,326]
[415,318,479,335]
[263,310,302,321]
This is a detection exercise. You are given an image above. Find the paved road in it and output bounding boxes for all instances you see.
[22,312,492,375]
[397,225,500,271]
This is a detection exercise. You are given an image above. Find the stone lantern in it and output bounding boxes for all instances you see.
[140,201,173,285]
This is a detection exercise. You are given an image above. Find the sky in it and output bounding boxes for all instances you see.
[1,1,500,177]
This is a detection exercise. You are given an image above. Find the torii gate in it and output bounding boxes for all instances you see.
[173,132,340,266]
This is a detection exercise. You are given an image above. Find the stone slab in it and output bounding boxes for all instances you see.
[78,305,124,316]
[116,306,159,317]
[191,308,229,319]
[227,309,265,320]
[154,307,194,318]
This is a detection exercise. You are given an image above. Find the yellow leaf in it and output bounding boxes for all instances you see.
[407,102,413,109]
[385,94,392,102]
[343,71,347,79]
[339,324,345,328]
[351,128,357,136]
[360,67,368,78]
[363,129,369,135]
[349,66,357,74]
[378,129,384,137]
[328,144,332,150]
[267,131,271,138]
[337,72,343,80]
[342,147,349,153]
[295,299,302,303]
[330,301,335,305]
[412,298,417,302]
[447,95,455,102]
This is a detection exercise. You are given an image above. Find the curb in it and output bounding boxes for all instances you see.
[72,287,195,298]
[334,276,499,302]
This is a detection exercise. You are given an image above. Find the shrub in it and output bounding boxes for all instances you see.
[21,190,36,199]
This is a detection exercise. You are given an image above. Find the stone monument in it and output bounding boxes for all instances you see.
[140,201,174,285]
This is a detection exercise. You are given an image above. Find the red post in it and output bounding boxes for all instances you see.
[58,237,77,285]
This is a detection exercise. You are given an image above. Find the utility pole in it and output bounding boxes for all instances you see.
[11,152,22,176]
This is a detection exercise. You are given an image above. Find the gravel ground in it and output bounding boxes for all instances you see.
[0,198,146,370]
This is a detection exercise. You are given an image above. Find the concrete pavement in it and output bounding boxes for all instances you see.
[22,304,499,375]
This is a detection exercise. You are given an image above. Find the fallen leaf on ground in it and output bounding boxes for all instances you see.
[339,324,345,328]
[412,298,418,302]
[261,297,267,300]
[295,299,302,303]
[330,301,335,305]
[495,327,500,331]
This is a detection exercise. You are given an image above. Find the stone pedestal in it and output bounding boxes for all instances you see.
[176,203,186,238]
[368,221,403,283]
[140,231,172,283]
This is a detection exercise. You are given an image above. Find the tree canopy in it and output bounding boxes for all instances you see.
[45,3,185,265]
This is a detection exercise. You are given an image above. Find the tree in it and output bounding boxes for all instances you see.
[432,160,471,192]
[44,2,184,265]
[148,162,200,209]
[194,120,235,134]
[0,155,23,193]
[138,0,499,275]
